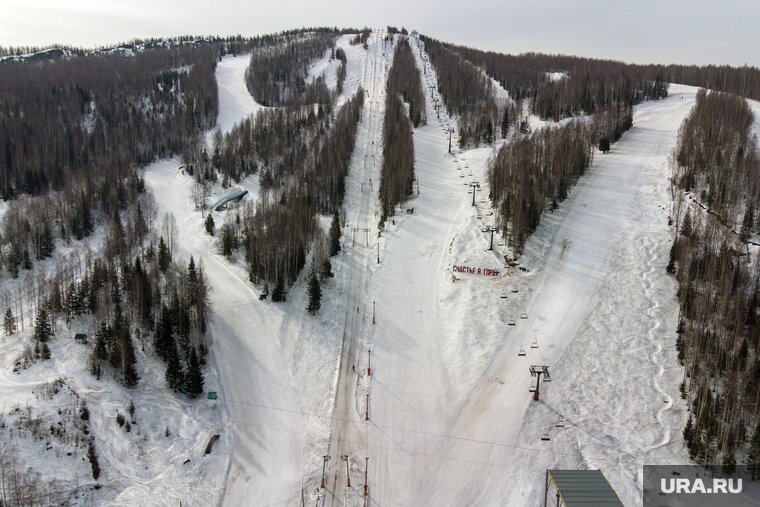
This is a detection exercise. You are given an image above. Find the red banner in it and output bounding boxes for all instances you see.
[453,265,500,276]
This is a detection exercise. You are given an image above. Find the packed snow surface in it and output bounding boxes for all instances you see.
[145,34,698,507]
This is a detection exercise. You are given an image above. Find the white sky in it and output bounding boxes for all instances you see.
[2,0,759,67]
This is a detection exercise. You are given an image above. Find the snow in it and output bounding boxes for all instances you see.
[0,27,726,507]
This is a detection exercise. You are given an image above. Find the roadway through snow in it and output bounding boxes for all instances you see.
[324,29,387,507]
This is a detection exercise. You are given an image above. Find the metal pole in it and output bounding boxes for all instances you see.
[534,372,542,401]
[377,243,380,264]
[341,455,351,487]
[322,455,330,488]
[364,457,369,497]
[545,470,549,507]
[368,349,372,375]
[366,394,369,421]
[372,302,375,324]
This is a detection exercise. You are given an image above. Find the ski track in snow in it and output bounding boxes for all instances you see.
[146,35,706,507]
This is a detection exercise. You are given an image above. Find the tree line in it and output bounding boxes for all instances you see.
[668,90,760,471]
[674,89,760,232]
[420,35,515,148]
[378,37,420,226]
[244,31,339,107]
[208,90,363,294]
[488,105,633,257]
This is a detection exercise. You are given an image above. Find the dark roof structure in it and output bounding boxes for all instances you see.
[545,470,625,507]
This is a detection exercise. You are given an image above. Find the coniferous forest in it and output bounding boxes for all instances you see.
[668,90,760,468]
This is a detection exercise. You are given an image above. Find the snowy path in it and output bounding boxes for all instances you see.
[419,85,697,506]
[324,29,387,507]
[144,54,301,507]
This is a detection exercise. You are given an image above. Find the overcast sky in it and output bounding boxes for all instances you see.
[2,0,758,67]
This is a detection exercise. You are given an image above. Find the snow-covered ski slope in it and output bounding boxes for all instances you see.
[145,32,700,506]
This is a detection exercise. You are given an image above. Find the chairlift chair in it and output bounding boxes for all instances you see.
[518,346,526,356]
[476,214,482,219]
[521,310,528,319]
[460,173,465,178]
[508,316,516,326]
[482,227,489,233]
[543,370,551,382]
[500,291,507,299]
[529,380,536,392]
[541,428,551,441]
[531,338,538,349]
[468,190,472,194]
[556,415,565,428]
[511,288,518,293]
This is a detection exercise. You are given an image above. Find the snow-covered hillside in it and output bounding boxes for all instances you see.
[145,33,701,507]
[0,29,717,507]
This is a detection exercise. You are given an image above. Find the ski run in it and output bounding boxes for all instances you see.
[5,27,760,507]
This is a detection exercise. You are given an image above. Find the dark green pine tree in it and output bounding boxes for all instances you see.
[307,270,321,315]
[329,209,342,256]
[205,213,215,235]
[154,304,175,361]
[501,107,510,138]
[186,345,204,397]
[39,341,51,360]
[34,304,52,343]
[158,237,170,272]
[681,209,693,238]
[599,136,611,153]
[187,256,199,306]
[94,321,110,362]
[4,307,16,336]
[165,344,185,392]
[122,333,140,388]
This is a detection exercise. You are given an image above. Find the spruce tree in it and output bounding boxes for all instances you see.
[4,308,16,336]
[34,304,52,343]
[122,335,140,388]
[186,345,204,397]
[501,107,510,138]
[158,237,170,272]
[205,213,215,235]
[165,344,185,392]
[599,136,611,153]
[155,305,174,362]
[187,256,199,305]
[681,209,693,238]
[39,342,51,360]
[307,270,322,315]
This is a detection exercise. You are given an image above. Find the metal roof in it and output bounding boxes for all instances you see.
[548,470,625,507]
[210,188,248,212]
